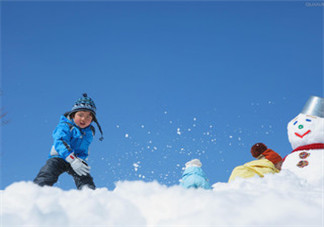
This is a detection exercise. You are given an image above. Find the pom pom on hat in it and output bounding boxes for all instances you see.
[251,143,268,158]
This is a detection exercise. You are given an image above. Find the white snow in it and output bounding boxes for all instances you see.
[176,128,181,135]
[1,171,323,226]
[133,162,140,172]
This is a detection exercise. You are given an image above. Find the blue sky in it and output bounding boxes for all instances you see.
[1,1,323,190]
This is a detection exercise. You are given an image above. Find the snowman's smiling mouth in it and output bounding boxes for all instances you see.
[295,130,311,138]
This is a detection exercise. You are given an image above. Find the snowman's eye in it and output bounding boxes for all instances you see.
[293,121,298,125]
[306,119,312,122]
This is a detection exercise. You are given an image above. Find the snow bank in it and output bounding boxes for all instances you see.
[1,170,323,226]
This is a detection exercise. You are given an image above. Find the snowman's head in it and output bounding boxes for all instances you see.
[287,113,324,149]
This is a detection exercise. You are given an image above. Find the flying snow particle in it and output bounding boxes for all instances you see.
[177,128,181,135]
[133,163,140,172]
[125,134,129,138]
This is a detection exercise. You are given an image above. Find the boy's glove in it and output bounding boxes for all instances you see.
[66,153,90,176]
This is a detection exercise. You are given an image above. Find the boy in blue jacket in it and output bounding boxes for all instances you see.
[33,93,103,190]
[180,159,212,189]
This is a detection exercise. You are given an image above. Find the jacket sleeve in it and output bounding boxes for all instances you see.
[200,178,212,189]
[180,175,196,189]
[52,123,74,160]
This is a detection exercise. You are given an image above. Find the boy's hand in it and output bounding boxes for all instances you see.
[66,153,90,176]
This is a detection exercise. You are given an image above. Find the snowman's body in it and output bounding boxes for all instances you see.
[281,113,324,184]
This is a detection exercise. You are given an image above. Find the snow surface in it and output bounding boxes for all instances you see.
[1,170,323,226]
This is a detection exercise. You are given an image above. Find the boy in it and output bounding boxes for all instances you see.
[180,159,212,189]
[33,93,103,190]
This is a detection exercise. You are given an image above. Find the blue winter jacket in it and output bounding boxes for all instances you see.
[180,166,212,189]
[49,115,94,161]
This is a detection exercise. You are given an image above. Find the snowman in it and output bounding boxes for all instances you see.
[281,96,324,184]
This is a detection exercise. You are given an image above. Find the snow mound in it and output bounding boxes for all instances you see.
[1,171,323,226]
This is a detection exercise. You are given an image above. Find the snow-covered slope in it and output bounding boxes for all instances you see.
[1,170,323,226]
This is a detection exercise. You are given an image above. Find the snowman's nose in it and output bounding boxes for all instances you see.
[298,125,304,129]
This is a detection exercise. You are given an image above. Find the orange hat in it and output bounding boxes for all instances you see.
[262,149,283,165]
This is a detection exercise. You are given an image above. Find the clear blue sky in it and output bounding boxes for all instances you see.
[1,1,323,190]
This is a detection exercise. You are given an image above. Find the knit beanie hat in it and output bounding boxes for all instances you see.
[185,159,202,168]
[71,93,97,116]
[251,143,268,158]
[251,143,282,165]
[262,149,283,165]
[68,93,104,141]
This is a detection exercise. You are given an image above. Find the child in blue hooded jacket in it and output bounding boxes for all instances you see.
[180,159,212,189]
[33,93,103,190]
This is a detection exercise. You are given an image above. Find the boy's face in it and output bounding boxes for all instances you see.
[73,111,93,128]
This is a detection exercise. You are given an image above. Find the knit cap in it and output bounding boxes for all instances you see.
[68,93,104,141]
[185,159,202,168]
[262,149,283,165]
[251,143,282,165]
[71,93,97,116]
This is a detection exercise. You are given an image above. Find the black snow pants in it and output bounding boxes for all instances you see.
[33,157,96,190]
